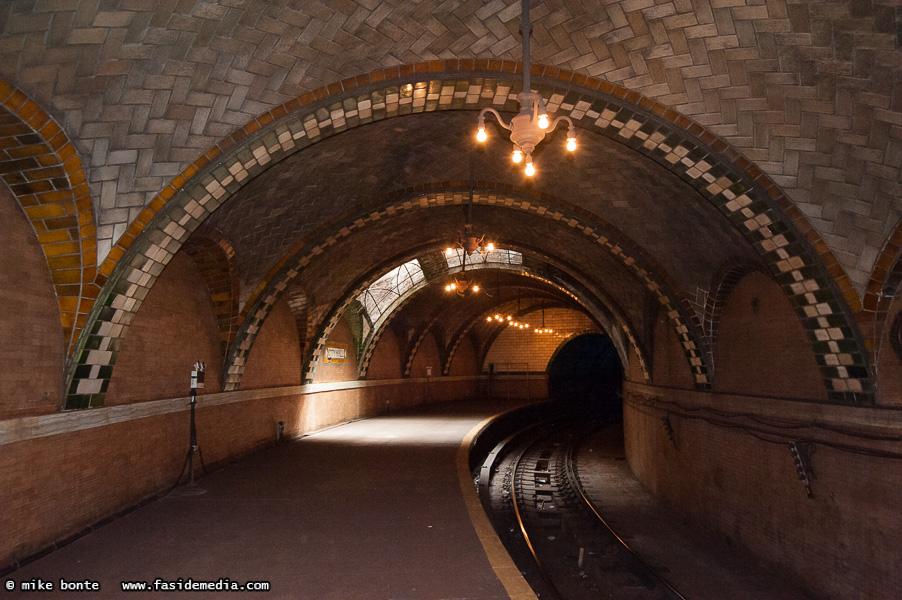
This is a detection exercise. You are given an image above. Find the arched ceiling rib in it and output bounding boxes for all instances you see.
[207,111,761,309]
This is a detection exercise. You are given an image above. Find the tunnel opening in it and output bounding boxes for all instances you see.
[546,333,623,421]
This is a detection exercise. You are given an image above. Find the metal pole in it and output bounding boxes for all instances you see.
[188,388,197,485]
[521,0,531,93]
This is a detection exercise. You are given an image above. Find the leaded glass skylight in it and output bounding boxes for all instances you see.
[444,248,523,268]
[356,259,425,322]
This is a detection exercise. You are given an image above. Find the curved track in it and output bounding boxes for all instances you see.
[479,418,687,600]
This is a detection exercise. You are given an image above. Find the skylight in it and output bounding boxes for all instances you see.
[445,248,523,268]
[356,259,425,322]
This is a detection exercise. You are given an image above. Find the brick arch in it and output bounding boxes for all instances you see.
[285,284,310,361]
[355,279,430,380]
[307,248,635,384]
[180,226,240,359]
[0,81,95,356]
[402,312,444,379]
[298,246,434,385]
[66,63,871,406]
[223,189,698,392]
[702,259,772,382]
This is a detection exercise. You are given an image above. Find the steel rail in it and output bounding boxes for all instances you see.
[509,433,566,600]
[563,436,690,600]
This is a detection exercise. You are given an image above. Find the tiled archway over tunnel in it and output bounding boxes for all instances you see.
[64,66,872,408]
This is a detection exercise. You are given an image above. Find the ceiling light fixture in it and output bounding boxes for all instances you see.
[534,300,553,334]
[445,149,494,297]
[476,0,577,176]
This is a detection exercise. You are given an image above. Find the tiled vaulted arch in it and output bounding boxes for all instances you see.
[64,64,872,408]
[180,226,240,359]
[0,81,96,356]
[220,188,706,392]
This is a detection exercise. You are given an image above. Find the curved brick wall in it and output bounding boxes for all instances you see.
[240,296,302,389]
[0,184,65,418]
[105,252,222,404]
[714,272,827,401]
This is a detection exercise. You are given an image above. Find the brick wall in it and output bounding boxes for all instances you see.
[714,272,827,401]
[624,382,902,600]
[483,308,598,373]
[877,296,902,406]
[105,252,222,404]
[651,316,696,389]
[0,375,479,570]
[0,184,65,419]
[488,375,548,401]
[626,347,645,383]
[313,317,358,383]
[241,296,302,389]
[366,327,402,379]
[448,335,477,377]
[410,330,440,379]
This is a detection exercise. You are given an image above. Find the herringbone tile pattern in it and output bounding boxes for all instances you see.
[1,0,899,291]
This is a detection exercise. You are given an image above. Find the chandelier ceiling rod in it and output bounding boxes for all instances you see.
[521,0,532,95]
[476,0,577,177]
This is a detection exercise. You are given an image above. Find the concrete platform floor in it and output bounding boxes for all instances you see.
[7,400,815,599]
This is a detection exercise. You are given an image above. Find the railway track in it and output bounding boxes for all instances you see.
[479,418,687,600]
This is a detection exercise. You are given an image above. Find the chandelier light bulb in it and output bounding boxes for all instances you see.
[537,113,549,129]
[566,136,577,152]
[445,284,451,292]
[450,283,457,290]
[476,127,487,142]
[445,247,454,256]
[512,149,523,163]
[472,284,479,292]
[486,242,495,252]
[525,160,535,177]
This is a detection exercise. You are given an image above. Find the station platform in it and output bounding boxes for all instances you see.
[7,399,812,599]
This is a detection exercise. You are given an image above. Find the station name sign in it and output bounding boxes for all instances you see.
[324,343,347,364]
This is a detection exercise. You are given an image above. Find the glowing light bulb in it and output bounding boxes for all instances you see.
[507,316,512,321]
[472,284,479,292]
[495,314,501,320]
[445,285,451,292]
[486,242,495,252]
[525,161,535,177]
[487,317,493,322]
[566,137,576,152]
[476,127,487,142]
[445,247,454,256]
[450,283,457,290]
[512,150,523,163]
[538,113,549,129]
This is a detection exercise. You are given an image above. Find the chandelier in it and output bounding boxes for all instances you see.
[444,253,481,296]
[476,0,577,176]
[534,300,553,334]
[444,147,493,296]
[445,223,495,258]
